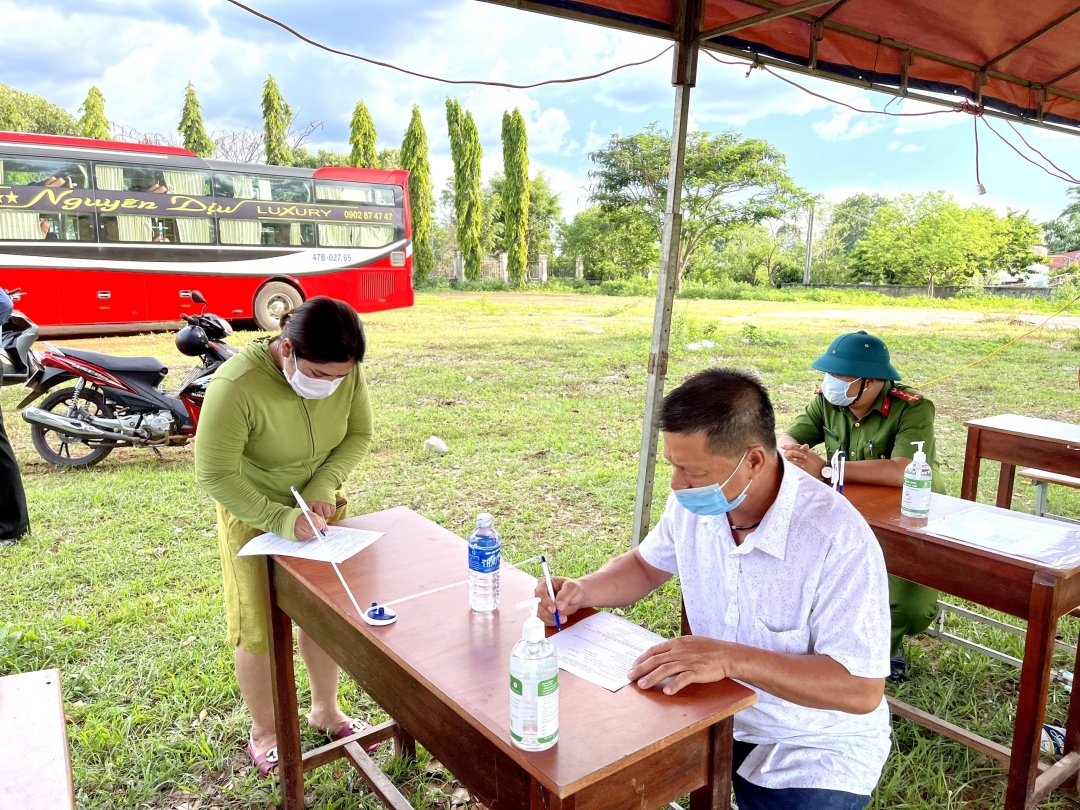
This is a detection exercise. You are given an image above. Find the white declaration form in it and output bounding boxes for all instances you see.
[549,611,665,692]
[237,526,383,565]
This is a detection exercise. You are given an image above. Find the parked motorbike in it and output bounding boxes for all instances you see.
[1,289,42,388]
[19,291,238,467]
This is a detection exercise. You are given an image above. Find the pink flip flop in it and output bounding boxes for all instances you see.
[247,740,279,778]
[329,718,381,753]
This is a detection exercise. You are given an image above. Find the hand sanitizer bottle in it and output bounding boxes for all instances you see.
[901,441,933,519]
[509,598,559,751]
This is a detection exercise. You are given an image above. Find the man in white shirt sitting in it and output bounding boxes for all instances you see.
[536,368,891,809]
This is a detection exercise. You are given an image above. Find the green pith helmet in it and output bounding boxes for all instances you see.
[811,331,901,381]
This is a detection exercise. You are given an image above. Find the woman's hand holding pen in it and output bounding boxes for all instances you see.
[308,501,335,520]
[534,577,587,626]
[294,510,328,541]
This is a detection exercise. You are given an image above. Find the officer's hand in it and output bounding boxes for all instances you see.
[782,443,825,477]
[628,636,733,695]
[533,577,587,625]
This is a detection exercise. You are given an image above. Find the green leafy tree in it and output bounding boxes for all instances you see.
[0,83,77,135]
[400,105,434,286]
[348,101,378,168]
[446,98,483,280]
[177,82,214,157]
[588,123,804,281]
[378,147,401,169]
[500,109,530,286]
[261,74,292,166]
[702,222,803,287]
[291,147,349,168]
[559,207,658,281]
[524,173,562,260]
[77,86,110,140]
[1044,188,1080,253]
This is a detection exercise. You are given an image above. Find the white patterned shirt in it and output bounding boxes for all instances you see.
[638,455,892,795]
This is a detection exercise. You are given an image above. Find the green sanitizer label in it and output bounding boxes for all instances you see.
[509,673,559,747]
[902,476,932,516]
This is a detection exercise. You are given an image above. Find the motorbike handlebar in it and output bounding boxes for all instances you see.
[180,313,195,323]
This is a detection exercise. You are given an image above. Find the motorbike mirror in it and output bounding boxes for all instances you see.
[191,290,207,305]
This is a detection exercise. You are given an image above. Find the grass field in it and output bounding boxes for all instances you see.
[2,291,1080,809]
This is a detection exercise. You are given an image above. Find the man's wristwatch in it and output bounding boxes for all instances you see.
[821,466,834,481]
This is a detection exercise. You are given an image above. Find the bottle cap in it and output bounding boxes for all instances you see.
[477,512,493,527]
[516,597,545,643]
[910,440,926,465]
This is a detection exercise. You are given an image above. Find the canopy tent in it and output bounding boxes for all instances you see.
[480,0,1080,562]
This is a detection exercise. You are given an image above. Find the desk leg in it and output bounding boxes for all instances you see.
[1005,574,1058,810]
[393,725,416,761]
[960,427,981,502]
[529,778,576,810]
[997,463,1017,510]
[689,715,734,810]
[1064,632,1080,794]
[265,559,304,810]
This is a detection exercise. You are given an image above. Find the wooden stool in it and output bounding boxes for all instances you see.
[0,669,75,810]
[1018,468,1080,525]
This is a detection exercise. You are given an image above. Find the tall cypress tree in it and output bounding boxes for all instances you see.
[178,82,215,157]
[78,86,110,140]
[348,101,378,168]
[501,109,530,287]
[400,105,433,287]
[446,98,483,280]
[261,74,292,166]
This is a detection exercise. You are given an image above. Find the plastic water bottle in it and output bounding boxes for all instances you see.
[901,440,933,519]
[509,598,559,751]
[468,513,500,612]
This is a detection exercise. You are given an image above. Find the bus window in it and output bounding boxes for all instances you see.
[101,215,215,244]
[314,181,398,206]
[318,223,395,248]
[213,174,311,203]
[34,213,96,241]
[93,164,211,196]
[0,155,90,188]
[219,219,313,247]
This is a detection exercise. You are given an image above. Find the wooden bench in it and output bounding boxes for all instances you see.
[1018,468,1080,525]
[0,669,75,810]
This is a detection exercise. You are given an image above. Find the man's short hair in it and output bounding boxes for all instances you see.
[659,368,777,456]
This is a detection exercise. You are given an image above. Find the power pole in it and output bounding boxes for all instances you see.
[802,200,815,285]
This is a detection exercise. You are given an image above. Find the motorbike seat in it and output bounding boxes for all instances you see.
[60,347,167,375]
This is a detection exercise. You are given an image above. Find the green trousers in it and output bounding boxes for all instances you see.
[889,575,939,657]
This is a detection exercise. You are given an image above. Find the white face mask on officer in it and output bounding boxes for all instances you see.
[821,373,861,407]
[283,349,345,400]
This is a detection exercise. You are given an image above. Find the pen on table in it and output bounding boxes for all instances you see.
[838,452,846,494]
[540,555,562,631]
[290,486,327,538]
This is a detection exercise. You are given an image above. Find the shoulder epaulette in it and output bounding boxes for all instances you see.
[889,387,924,403]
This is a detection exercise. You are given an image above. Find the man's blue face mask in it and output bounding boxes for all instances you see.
[673,450,752,516]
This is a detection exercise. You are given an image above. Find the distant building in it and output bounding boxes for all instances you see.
[1049,250,1080,270]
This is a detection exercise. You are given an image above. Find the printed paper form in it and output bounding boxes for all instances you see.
[550,611,665,692]
[924,507,1080,568]
[237,526,384,565]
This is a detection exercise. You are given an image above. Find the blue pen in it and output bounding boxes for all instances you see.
[838,452,846,494]
[868,439,874,459]
[540,555,562,631]
[290,486,327,538]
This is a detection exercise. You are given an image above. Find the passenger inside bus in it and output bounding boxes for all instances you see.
[38,218,58,240]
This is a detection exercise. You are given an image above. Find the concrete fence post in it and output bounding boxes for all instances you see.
[575,255,584,280]
[539,254,549,284]
[453,250,464,284]
[499,252,509,283]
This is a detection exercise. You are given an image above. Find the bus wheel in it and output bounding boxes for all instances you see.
[254,282,303,331]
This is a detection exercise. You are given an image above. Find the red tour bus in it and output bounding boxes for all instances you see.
[0,132,414,331]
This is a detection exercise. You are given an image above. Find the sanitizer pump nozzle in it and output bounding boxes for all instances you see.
[516,597,545,643]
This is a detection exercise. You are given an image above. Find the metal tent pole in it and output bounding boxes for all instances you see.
[630,0,702,547]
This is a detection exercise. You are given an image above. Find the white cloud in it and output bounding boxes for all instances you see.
[812,109,884,141]
[901,144,925,153]
[887,140,901,151]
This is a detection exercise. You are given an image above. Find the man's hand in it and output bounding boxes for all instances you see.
[627,636,733,695]
[779,442,825,477]
[294,511,328,541]
[308,501,335,521]
[533,577,588,626]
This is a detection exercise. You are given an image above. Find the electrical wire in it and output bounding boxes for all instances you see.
[916,291,1080,389]
[224,0,673,89]
[703,50,953,118]
[978,114,1079,184]
[973,114,983,190]
[1005,120,1080,184]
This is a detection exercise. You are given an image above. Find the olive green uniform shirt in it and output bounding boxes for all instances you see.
[785,383,944,494]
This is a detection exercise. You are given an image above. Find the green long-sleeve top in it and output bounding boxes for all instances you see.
[194,338,373,541]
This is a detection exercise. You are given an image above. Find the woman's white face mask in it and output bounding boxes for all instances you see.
[283,350,344,400]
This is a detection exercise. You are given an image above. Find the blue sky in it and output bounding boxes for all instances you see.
[3,0,1077,223]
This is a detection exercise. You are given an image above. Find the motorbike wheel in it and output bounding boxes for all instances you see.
[30,387,117,468]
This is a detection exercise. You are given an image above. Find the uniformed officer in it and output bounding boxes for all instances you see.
[778,330,941,681]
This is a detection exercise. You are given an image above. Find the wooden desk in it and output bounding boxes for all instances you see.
[961,414,1080,508]
[845,483,1080,809]
[0,669,75,810]
[266,507,756,810]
